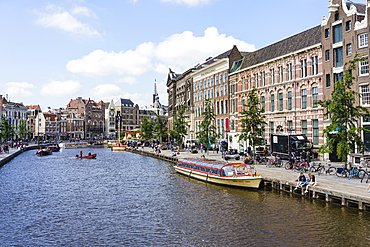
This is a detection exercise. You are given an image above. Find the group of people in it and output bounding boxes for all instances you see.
[295,172,317,193]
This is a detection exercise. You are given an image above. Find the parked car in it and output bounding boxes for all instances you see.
[224,150,240,160]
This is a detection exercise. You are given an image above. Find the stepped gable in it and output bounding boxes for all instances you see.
[240,25,321,69]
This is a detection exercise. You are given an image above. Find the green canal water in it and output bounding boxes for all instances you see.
[0,148,369,246]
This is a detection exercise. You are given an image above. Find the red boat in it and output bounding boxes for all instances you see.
[77,153,97,159]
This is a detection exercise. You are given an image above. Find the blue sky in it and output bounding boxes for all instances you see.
[0,0,350,110]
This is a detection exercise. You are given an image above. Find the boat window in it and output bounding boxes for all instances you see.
[186,164,190,169]
[222,166,234,176]
[206,168,211,173]
[212,169,218,175]
[191,165,195,170]
[201,167,205,172]
[234,166,248,176]
[196,166,200,171]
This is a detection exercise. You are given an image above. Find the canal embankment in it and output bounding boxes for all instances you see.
[128,147,370,212]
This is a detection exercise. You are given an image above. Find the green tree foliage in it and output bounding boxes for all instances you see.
[0,116,16,142]
[319,54,370,163]
[170,105,188,146]
[238,87,266,157]
[18,119,29,140]
[196,98,218,153]
[154,114,167,143]
[140,116,154,140]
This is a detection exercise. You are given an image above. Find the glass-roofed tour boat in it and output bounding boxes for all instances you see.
[175,158,263,189]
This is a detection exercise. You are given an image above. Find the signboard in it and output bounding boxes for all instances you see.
[273,136,278,143]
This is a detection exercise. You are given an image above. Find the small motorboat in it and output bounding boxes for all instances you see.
[47,144,60,152]
[77,153,97,159]
[36,148,52,156]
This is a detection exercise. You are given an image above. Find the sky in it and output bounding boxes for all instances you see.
[0,0,355,111]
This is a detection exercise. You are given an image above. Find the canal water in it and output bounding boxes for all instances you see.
[1,148,370,246]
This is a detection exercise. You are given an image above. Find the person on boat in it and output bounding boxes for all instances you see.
[304,173,316,193]
[88,151,91,156]
[80,150,83,157]
[294,173,307,190]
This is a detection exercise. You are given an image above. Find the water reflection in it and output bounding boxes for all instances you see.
[0,148,369,246]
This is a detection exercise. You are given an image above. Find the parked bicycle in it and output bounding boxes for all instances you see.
[341,163,366,180]
[361,170,370,183]
[309,162,325,175]
[325,163,337,175]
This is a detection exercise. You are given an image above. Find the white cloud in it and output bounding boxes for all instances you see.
[161,0,214,7]
[90,84,147,106]
[66,42,155,76]
[66,26,254,77]
[115,76,138,85]
[71,6,97,18]
[40,80,83,96]
[34,4,100,37]
[4,82,34,97]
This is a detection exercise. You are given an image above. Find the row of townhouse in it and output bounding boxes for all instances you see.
[167,0,370,160]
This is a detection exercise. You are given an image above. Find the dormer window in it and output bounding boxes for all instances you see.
[335,12,339,21]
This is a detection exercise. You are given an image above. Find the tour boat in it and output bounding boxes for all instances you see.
[175,158,263,189]
[111,145,127,151]
[77,153,97,159]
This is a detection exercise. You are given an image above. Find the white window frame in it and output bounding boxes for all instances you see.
[359,33,368,48]
[360,60,369,76]
[361,85,370,105]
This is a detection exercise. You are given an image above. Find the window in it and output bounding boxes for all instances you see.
[221,101,224,115]
[242,99,245,111]
[270,122,274,134]
[279,92,283,111]
[216,101,220,115]
[288,91,292,110]
[301,59,307,78]
[200,81,203,90]
[211,89,214,98]
[232,84,235,94]
[220,86,223,96]
[313,120,319,145]
[270,69,274,84]
[333,24,342,43]
[346,44,352,56]
[325,28,330,38]
[216,87,219,97]
[334,72,343,83]
[312,87,318,108]
[361,85,370,105]
[360,60,369,75]
[242,78,245,91]
[302,120,307,136]
[211,78,214,86]
[312,56,318,75]
[207,79,210,87]
[334,47,343,67]
[271,94,275,112]
[279,66,283,82]
[248,76,251,89]
[220,74,223,83]
[232,99,235,113]
[346,21,351,31]
[225,85,228,95]
[301,89,307,109]
[261,96,265,110]
[359,34,368,48]
[288,121,293,132]
[334,12,339,21]
[325,50,330,61]
[225,100,228,114]
[288,63,292,81]
[254,74,258,88]
[224,73,227,82]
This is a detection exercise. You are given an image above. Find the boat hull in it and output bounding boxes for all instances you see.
[112,146,126,151]
[174,166,262,189]
[77,154,96,159]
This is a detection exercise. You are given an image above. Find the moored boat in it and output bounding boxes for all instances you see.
[47,144,60,152]
[175,158,262,189]
[36,148,52,156]
[111,145,127,151]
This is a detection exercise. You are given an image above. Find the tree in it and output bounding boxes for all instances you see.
[319,54,370,164]
[238,87,266,157]
[0,116,16,142]
[18,119,29,140]
[170,105,188,146]
[196,98,218,154]
[140,116,154,140]
[154,114,167,143]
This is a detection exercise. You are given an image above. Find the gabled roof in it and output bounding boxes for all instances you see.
[115,98,135,107]
[27,105,40,110]
[43,113,59,121]
[239,25,321,70]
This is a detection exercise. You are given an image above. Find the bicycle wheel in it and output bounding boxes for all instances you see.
[317,166,325,174]
[357,169,366,179]
[327,167,337,175]
[309,166,316,173]
[342,169,348,178]
[361,171,367,183]
[285,162,292,170]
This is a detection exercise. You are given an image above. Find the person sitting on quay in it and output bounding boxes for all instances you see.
[305,173,316,193]
[294,172,308,190]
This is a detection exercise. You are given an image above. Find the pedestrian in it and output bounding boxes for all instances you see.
[247,146,251,157]
[216,145,219,154]
[306,151,311,167]
[301,150,307,162]
[305,173,316,193]
[200,144,203,153]
[240,146,244,157]
[294,173,307,190]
